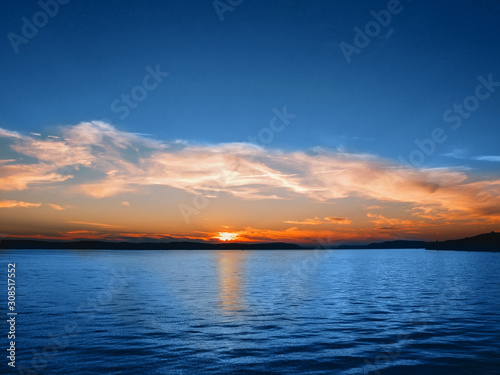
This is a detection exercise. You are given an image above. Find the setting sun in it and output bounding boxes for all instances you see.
[215,232,239,242]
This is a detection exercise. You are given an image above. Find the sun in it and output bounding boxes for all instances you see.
[215,232,239,242]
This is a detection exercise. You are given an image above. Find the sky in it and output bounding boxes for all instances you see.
[1,0,499,244]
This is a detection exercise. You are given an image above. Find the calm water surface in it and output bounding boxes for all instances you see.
[1,249,500,374]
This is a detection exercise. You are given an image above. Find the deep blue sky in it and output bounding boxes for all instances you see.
[1,0,499,169]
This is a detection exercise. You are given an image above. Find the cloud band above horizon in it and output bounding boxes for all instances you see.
[1,121,499,242]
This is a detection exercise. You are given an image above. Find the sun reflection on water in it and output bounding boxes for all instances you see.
[216,250,248,314]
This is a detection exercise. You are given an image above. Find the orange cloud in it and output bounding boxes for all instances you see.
[366,213,428,232]
[48,204,65,211]
[0,164,72,190]
[284,216,352,225]
[324,217,352,224]
[0,200,41,208]
[284,217,325,225]
[67,221,125,229]
[65,230,98,234]
[79,180,136,199]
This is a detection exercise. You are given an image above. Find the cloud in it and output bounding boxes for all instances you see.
[0,200,66,210]
[0,163,72,190]
[65,230,98,234]
[48,204,65,210]
[0,200,41,208]
[473,155,500,162]
[443,149,475,160]
[0,128,21,139]
[366,213,429,232]
[121,201,130,206]
[443,151,500,163]
[79,181,136,199]
[284,217,325,225]
[324,217,352,224]
[11,137,93,167]
[1,122,500,223]
[285,216,352,225]
[67,221,125,229]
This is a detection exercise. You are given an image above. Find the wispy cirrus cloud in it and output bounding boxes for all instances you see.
[473,155,500,162]
[443,150,500,163]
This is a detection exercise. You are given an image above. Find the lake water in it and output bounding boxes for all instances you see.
[1,249,500,374]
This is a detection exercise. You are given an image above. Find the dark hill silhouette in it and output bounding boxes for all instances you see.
[425,232,500,252]
[335,233,499,252]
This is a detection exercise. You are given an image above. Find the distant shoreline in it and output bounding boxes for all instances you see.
[1,232,498,252]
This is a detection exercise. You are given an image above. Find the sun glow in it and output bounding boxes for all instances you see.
[216,232,239,242]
